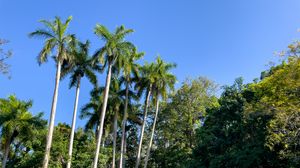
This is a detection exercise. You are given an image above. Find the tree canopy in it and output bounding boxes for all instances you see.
[1,16,300,168]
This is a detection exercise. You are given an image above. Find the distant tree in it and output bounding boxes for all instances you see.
[151,77,218,167]
[246,56,300,167]
[192,58,300,168]
[192,79,255,168]
[0,39,12,78]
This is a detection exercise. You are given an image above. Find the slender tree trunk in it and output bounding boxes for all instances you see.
[119,80,129,168]
[92,64,113,168]
[43,60,62,168]
[135,86,152,168]
[67,78,81,168]
[2,136,11,168]
[123,130,127,168]
[144,96,160,168]
[112,110,118,168]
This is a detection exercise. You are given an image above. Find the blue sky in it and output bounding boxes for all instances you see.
[1,0,300,127]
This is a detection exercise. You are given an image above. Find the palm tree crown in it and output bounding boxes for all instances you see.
[121,47,144,81]
[29,16,74,65]
[93,24,134,70]
[61,40,101,87]
[152,56,177,100]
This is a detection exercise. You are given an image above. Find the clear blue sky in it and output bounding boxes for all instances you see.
[1,0,300,127]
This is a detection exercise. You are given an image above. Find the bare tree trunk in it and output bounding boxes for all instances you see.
[123,130,127,168]
[119,81,129,168]
[67,78,81,168]
[144,96,159,168]
[43,60,62,168]
[135,86,152,168]
[92,64,113,168]
[112,110,118,168]
[2,136,11,168]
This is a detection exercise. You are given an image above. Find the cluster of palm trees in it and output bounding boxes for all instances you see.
[29,16,176,168]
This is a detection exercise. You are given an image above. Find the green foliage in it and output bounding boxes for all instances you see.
[191,78,268,168]
[246,57,300,167]
[47,123,111,168]
[0,95,46,168]
[150,77,219,167]
[192,57,300,168]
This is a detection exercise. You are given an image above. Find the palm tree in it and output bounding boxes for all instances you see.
[109,77,142,168]
[80,79,141,167]
[0,95,46,168]
[80,87,114,155]
[61,40,100,168]
[134,63,157,168]
[80,87,102,134]
[119,48,144,168]
[92,24,134,168]
[107,77,122,168]
[144,57,176,168]
[29,16,74,168]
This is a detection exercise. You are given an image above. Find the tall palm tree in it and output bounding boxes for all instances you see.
[119,48,144,168]
[92,24,134,168]
[29,16,74,168]
[0,95,46,168]
[144,57,176,168]
[134,63,157,168]
[61,40,100,168]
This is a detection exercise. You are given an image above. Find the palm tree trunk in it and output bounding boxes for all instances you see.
[112,110,118,168]
[43,60,62,168]
[135,86,152,168]
[119,81,129,168]
[2,136,11,168]
[123,131,127,167]
[93,64,113,168]
[67,78,81,168]
[144,96,160,168]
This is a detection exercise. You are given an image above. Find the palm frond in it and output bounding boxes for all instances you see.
[69,72,79,88]
[62,16,73,34]
[55,16,65,42]
[28,29,55,39]
[37,38,56,65]
[94,24,112,41]
[85,69,97,86]
[93,47,106,64]
[115,25,134,40]
[39,19,56,32]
